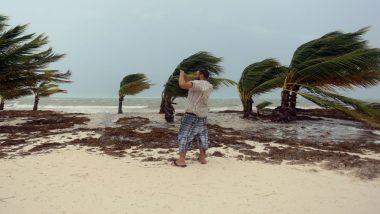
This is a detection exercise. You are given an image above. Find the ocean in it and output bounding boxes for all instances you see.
[3,97,325,114]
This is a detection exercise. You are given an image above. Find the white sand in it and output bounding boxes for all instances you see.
[1,112,380,213]
[1,148,380,214]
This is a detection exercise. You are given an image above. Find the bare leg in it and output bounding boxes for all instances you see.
[198,149,207,164]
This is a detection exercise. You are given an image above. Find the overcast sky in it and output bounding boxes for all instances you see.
[2,0,380,99]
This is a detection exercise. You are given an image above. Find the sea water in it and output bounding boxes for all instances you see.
[4,97,323,114]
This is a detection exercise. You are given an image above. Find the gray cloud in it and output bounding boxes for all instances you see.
[3,0,380,99]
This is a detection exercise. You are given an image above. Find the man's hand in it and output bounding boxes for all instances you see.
[178,70,193,90]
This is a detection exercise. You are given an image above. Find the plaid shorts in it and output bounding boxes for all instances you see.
[177,113,208,152]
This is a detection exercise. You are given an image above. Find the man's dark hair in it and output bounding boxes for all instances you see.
[199,69,210,79]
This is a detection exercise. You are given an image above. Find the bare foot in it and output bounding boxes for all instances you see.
[173,160,187,167]
[198,157,207,164]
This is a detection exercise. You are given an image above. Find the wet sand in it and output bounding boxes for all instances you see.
[1,110,380,213]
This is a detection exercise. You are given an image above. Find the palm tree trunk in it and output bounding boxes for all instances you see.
[242,98,253,118]
[0,97,4,111]
[164,95,175,122]
[289,85,300,119]
[279,86,291,121]
[118,96,124,114]
[159,97,165,114]
[33,95,39,111]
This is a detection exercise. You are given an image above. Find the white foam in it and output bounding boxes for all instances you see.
[265,105,322,110]
[11,104,148,109]
[210,107,230,111]
[210,106,242,111]
[5,97,325,114]
[6,104,149,114]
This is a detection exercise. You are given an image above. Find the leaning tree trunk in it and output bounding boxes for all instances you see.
[279,85,291,122]
[163,95,175,122]
[159,97,165,114]
[289,85,300,120]
[118,96,124,114]
[33,95,39,111]
[241,97,253,118]
[0,97,4,110]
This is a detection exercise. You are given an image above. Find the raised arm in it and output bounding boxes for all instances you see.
[178,70,193,90]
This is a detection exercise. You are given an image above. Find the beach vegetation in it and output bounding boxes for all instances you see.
[277,27,380,122]
[0,14,65,110]
[237,59,286,117]
[118,73,152,114]
[160,51,235,122]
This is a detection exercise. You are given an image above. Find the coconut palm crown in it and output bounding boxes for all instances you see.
[279,27,380,121]
[160,51,236,122]
[0,14,65,109]
[238,58,287,117]
[118,73,152,114]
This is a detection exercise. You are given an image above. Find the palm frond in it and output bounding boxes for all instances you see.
[0,87,32,100]
[256,101,272,110]
[294,85,380,127]
[119,73,152,97]
[31,82,65,97]
[290,27,370,70]
[162,51,232,99]
[39,87,66,97]
[0,15,66,102]
[279,27,380,122]
[176,51,224,76]
[285,27,380,92]
[208,78,236,90]
[295,48,380,86]
[238,59,287,100]
[35,70,72,83]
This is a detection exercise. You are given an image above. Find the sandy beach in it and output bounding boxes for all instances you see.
[2,0,380,213]
[1,110,380,213]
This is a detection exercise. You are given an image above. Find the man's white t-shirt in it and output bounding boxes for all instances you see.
[185,80,213,117]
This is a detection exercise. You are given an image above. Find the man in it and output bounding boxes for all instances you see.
[173,69,213,167]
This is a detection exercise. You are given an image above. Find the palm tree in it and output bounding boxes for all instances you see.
[118,73,152,114]
[160,51,236,122]
[0,14,64,106]
[29,70,71,111]
[238,59,287,117]
[278,27,380,121]
[31,82,67,111]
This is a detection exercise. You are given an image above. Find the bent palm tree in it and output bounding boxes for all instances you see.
[31,82,66,111]
[118,73,152,114]
[29,70,71,111]
[161,51,236,122]
[0,14,65,107]
[279,27,380,121]
[238,59,287,117]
